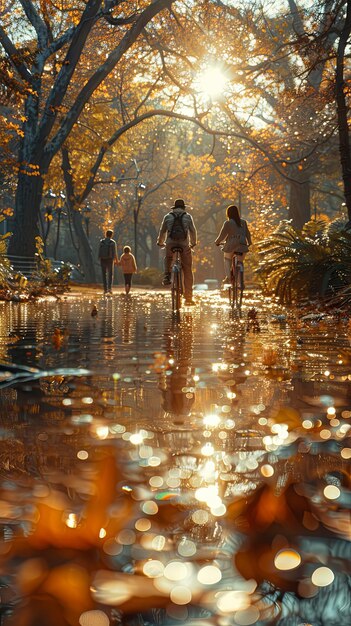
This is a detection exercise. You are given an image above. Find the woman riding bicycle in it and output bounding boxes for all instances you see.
[214,204,252,283]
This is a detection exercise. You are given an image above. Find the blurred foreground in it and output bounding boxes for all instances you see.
[0,288,350,626]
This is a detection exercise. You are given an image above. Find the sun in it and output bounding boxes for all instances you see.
[195,66,229,99]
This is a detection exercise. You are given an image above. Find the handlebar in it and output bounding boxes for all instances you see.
[217,244,247,256]
[157,244,196,249]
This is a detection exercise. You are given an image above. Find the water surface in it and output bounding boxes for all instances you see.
[0,289,350,626]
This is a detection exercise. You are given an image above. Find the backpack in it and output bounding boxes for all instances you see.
[169,211,187,241]
[99,238,115,259]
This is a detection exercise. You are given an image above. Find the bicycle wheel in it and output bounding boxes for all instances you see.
[233,264,239,309]
[228,278,235,309]
[235,262,244,309]
[228,259,235,309]
[172,267,182,311]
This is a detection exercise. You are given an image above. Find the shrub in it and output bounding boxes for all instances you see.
[135,267,163,286]
[256,219,351,304]
[30,238,71,291]
[0,233,71,300]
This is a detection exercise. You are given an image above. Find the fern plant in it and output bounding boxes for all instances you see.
[256,219,351,304]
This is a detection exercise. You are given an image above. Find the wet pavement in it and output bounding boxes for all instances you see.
[0,287,350,626]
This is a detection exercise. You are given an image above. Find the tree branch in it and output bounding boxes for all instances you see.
[35,0,103,156]
[287,0,306,38]
[46,26,76,57]
[18,0,48,49]
[0,25,33,83]
[76,108,243,205]
[45,0,175,160]
[103,11,138,26]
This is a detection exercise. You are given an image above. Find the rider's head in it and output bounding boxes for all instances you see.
[173,198,185,209]
[226,205,241,226]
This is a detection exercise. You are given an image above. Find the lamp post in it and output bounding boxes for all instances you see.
[82,202,92,239]
[134,182,146,264]
[231,167,247,214]
[53,191,66,259]
[44,189,56,229]
[42,189,57,255]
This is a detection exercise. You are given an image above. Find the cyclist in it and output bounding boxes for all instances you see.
[157,198,197,306]
[214,204,252,283]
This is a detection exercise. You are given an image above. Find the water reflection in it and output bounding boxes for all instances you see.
[159,313,195,419]
[0,290,350,625]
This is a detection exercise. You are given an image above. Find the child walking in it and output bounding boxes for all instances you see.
[118,246,138,294]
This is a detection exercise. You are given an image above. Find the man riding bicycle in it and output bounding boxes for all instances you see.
[157,198,197,306]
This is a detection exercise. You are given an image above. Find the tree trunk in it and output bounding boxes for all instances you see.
[70,209,96,283]
[8,171,44,257]
[61,146,96,282]
[54,211,62,260]
[141,224,159,267]
[3,0,175,262]
[288,176,311,229]
[336,0,351,221]
[150,240,160,267]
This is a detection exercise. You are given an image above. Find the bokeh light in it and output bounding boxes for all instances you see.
[79,610,110,626]
[274,549,301,570]
[197,565,222,585]
[311,567,335,587]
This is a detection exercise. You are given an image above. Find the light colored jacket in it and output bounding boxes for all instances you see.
[215,218,252,249]
[119,252,137,274]
[157,208,197,247]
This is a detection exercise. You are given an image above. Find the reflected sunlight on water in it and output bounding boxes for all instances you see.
[0,289,350,625]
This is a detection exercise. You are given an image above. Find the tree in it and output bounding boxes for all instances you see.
[335,0,351,220]
[201,0,342,228]
[0,0,175,258]
[151,0,342,229]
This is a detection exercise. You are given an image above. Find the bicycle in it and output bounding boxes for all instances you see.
[228,252,244,310]
[170,246,183,312]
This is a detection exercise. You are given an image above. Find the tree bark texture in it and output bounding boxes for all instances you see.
[288,176,311,229]
[336,0,351,221]
[8,171,44,257]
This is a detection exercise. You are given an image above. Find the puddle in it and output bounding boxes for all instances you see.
[0,290,350,625]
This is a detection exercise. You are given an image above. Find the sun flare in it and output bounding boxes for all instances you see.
[196,66,229,99]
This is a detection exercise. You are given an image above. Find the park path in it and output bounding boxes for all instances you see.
[0,287,350,625]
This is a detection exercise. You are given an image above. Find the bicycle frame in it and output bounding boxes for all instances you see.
[171,247,183,312]
[229,253,244,310]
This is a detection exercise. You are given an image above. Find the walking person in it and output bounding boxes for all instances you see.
[214,205,252,283]
[118,245,138,295]
[157,198,197,306]
[98,229,118,295]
